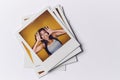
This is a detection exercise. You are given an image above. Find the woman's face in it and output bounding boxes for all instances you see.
[39,30,49,40]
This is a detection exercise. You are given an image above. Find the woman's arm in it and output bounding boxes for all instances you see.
[32,32,44,53]
[44,27,66,37]
[32,41,44,53]
[52,29,66,37]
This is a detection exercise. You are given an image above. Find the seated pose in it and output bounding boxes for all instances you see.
[32,26,66,55]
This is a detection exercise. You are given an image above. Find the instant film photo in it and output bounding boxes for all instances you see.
[21,8,79,70]
[17,7,80,77]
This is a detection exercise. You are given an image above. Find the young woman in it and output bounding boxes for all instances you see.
[32,26,66,55]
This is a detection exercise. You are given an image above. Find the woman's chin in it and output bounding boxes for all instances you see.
[44,38,49,41]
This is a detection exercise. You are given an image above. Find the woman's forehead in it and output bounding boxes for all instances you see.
[40,30,46,34]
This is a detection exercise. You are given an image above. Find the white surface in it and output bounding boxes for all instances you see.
[0,0,120,80]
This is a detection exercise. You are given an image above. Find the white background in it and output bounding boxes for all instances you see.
[0,0,120,80]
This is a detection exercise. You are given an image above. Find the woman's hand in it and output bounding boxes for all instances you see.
[35,32,42,42]
[44,26,54,35]
[44,26,66,37]
[33,32,44,53]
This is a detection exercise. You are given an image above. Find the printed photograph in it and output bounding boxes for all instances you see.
[19,10,71,61]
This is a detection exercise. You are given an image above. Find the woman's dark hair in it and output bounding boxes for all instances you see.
[38,28,49,39]
[36,28,62,55]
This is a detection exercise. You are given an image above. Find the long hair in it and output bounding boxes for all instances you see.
[37,28,62,55]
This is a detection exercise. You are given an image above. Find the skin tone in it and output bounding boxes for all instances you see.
[32,27,66,53]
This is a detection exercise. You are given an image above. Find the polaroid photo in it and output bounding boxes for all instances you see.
[21,11,78,70]
[20,15,66,71]
[22,9,78,69]
[22,15,67,70]
[17,7,80,77]
[21,6,79,67]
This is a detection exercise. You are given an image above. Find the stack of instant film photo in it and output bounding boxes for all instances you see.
[17,5,82,78]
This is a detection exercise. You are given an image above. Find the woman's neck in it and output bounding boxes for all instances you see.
[47,39,53,45]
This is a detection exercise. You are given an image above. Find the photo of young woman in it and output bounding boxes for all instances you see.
[32,26,66,56]
[19,10,72,61]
